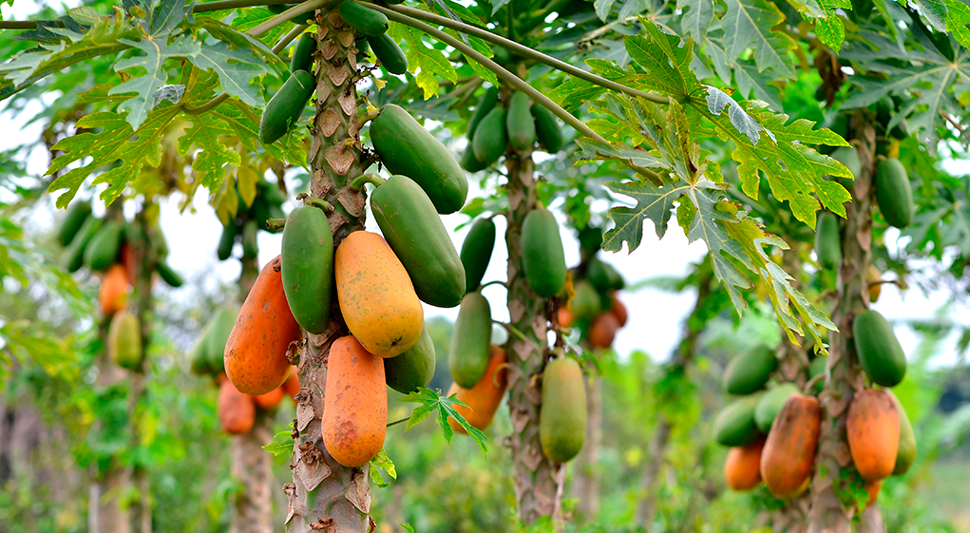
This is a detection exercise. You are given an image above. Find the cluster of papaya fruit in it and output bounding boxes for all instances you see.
[557,254,628,349]
[216,180,287,261]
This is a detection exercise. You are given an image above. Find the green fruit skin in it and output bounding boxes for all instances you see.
[853,310,907,387]
[84,221,124,271]
[242,219,259,260]
[448,292,492,388]
[460,147,488,172]
[830,146,861,189]
[808,355,827,393]
[385,324,436,394]
[371,176,465,308]
[207,306,239,375]
[65,217,104,273]
[153,230,169,260]
[189,325,212,376]
[281,205,334,334]
[58,201,92,247]
[586,258,612,292]
[605,263,625,291]
[258,179,288,207]
[815,211,842,270]
[887,390,917,476]
[714,394,764,447]
[571,280,602,318]
[467,86,499,139]
[754,383,800,433]
[290,33,316,74]
[368,33,408,75]
[156,261,184,288]
[889,120,909,140]
[370,104,468,214]
[338,2,388,37]
[723,344,779,395]
[875,158,914,229]
[460,218,496,294]
[532,103,564,153]
[506,91,536,151]
[259,70,315,145]
[539,357,587,463]
[217,222,237,261]
[472,107,508,166]
[109,311,142,371]
[521,209,567,298]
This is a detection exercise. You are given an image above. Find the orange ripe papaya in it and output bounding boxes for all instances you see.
[610,294,628,327]
[322,336,387,467]
[557,307,574,328]
[761,393,821,498]
[254,387,285,410]
[589,313,619,348]
[100,263,129,316]
[120,243,137,285]
[448,345,508,434]
[725,437,766,491]
[282,367,300,403]
[224,256,301,395]
[847,389,899,482]
[865,479,881,507]
[335,231,423,358]
[219,378,256,435]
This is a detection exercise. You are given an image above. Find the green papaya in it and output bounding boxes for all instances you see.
[815,211,842,270]
[532,103,564,153]
[448,292,492,388]
[290,33,316,74]
[257,179,288,207]
[385,324,436,394]
[189,326,212,376]
[371,175,465,308]
[875,97,893,127]
[586,258,613,292]
[268,4,293,14]
[281,205,334,334]
[217,221,237,261]
[467,86,499,139]
[84,221,124,271]
[338,2,388,37]
[472,107,508,166]
[539,357,587,463]
[723,344,778,395]
[460,218,496,294]
[370,104,468,214]
[153,230,169,260]
[853,310,907,387]
[206,305,239,375]
[355,37,370,62]
[108,311,142,371]
[889,119,909,140]
[830,146,861,188]
[58,201,92,247]
[506,91,536,151]
[460,147,488,172]
[577,226,603,258]
[875,158,914,228]
[259,69,315,145]
[241,220,259,260]
[571,280,601,318]
[156,261,184,288]
[808,355,827,393]
[754,383,800,433]
[521,208,566,298]
[887,390,916,476]
[64,217,104,273]
[367,33,408,75]
[714,394,764,447]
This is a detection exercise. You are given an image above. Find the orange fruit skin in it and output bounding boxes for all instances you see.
[281,367,300,403]
[335,232,423,358]
[100,264,129,317]
[448,346,508,434]
[224,256,301,395]
[725,437,766,491]
[557,307,574,328]
[847,389,900,482]
[761,393,821,498]
[865,479,882,507]
[589,313,619,348]
[253,387,285,410]
[322,336,387,468]
[610,294,628,327]
[219,378,256,435]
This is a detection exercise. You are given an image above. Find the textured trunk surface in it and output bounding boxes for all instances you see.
[570,370,601,520]
[504,152,565,528]
[284,9,372,533]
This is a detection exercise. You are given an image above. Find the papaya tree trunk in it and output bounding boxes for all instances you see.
[284,11,372,533]
[570,368,601,520]
[504,151,566,528]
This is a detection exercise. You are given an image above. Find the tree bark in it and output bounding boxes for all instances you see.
[285,10,372,532]
[570,369,601,520]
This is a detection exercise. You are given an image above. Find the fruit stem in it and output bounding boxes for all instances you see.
[265,218,286,231]
[480,279,508,289]
[487,210,508,221]
[297,193,334,211]
[493,320,527,341]
[349,173,386,190]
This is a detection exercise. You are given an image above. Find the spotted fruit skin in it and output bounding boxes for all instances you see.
[760,393,821,498]
[448,346,508,434]
[322,336,387,467]
[847,389,900,482]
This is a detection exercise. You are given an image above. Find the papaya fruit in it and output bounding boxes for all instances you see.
[557,307,574,328]
[384,324,436,394]
[586,258,613,293]
[152,230,169,260]
[724,437,765,491]
[760,393,821,498]
[108,310,142,370]
[754,383,800,433]
[875,97,893,127]
[460,217,496,293]
[808,355,827,392]
[532,103,564,153]
[219,378,256,435]
[224,256,301,395]
[322,335,387,467]
[815,211,841,270]
[830,146,861,188]
[472,107,508,166]
[448,292,492,388]
[538,356,587,463]
[206,306,238,375]
[259,69,315,145]
[610,294,628,327]
[467,86,499,139]
[723,344,778,395]
[290,33,316,74]
[867,265,883,303]
[370,104,468,214]
[367,33,408,75]
[874,157,914,228]
[189,327,212,376]
[281,205,334,334]
[253,386,285,410]
[506,91,536,151]
[371,175,465,308]
[448,345,508,433]
[338,2,388,37]
[217,221,237,261]
[64,216,103,273]
[84,221,123,271]
[887,390,916,476]
[100,264,129,317]
[460,147,488,173]
[257,179,288,207]
[889,120,909,140]
[571,280,601,318]
[853,310,907,387]
[335,231,423,358]
[847,389,899,482]
[589,313,619,349]
[58,201,92,247]
[865,479,882,507]
[156,261,184,288]
[521,208,566,298]
[714,394,764,447]
[282,367,300,401]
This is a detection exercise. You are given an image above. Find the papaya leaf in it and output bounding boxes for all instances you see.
[262,428,294,457]
[397,387,489,456]
[719,0,797,78]
[392,23,458,99]
[228,6,293,47]
[813,13,846,53]
[186,39,270,107]
[678,0,715,42]
[623,22,706,99]
[369,449,397,489]
[193,18,284,66]
[112,33,201,130]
